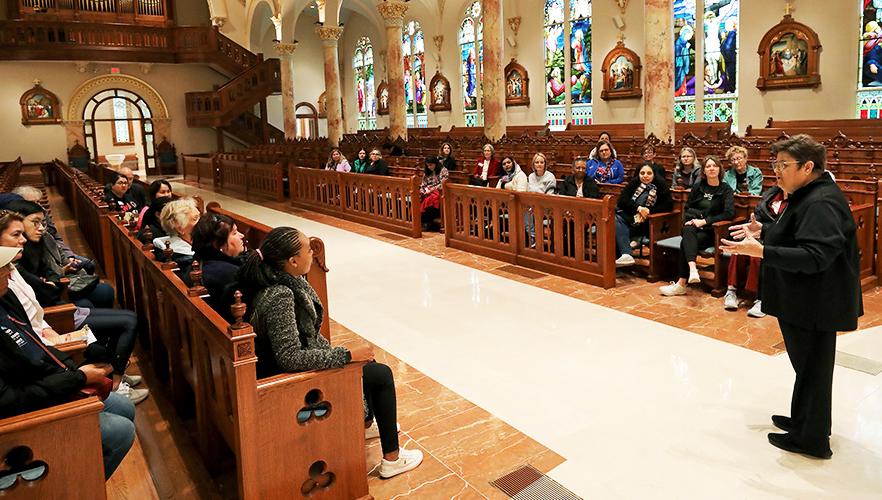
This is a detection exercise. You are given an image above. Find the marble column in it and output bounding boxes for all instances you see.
[644,0,675,142]
[274,41,298,140]
[377,0,409,142]
[315,26,344,146]
[482,0,506,141]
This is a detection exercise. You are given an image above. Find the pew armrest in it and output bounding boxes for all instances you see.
[647,210,682,245]
[255,361,368,391]
[44,303,77,334]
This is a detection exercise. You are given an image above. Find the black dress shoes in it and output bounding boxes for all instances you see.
[768,432,832,459]
[772,414,793,432]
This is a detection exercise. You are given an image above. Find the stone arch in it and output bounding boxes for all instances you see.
[64,74,170,149]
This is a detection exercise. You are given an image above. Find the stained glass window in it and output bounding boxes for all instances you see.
[542,0,591,128]
[569,0,591,108]
[112,97,133,145]
[403,21,427,128]
[460,1,483,125]
[353,37,376,130]
[544,0,565,127]
[703,0,738,124]
[673,0,696,123]
[858,1,882,118]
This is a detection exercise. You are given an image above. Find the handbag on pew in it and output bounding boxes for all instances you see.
[66,270,99,295]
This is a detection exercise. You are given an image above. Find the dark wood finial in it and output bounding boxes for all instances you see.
[230,290,247,330]
[139,226,154,251]
[160,241,176,270]
[187,260,208,297]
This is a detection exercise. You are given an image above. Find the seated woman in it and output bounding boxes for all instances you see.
[495,156,527,191]
[365,149,390,176]
[419,156,449,231]
[103,172,141,214]
[235,227,423,479]
[470,144,501,186]
[7,200,115,309]
[614,164,673,267]
[586,140,624,184]
[0,210,147,404]
[324,149,351,172]
[722,145,764,195]
[660,156,735,296]
[190,212,247,311]
[671,147,702,189]
[352,148,369,173]
[136,179,173,237]
[636,143,667,183]
[589,131,618,160]
[152,198,200,271]
[525,153,557,246]
[438,142,458,171]
[559,157,601,199]
[723,185,787,317]
[0,251,135,480]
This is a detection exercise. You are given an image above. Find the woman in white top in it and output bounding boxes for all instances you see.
[153,197,199,270]
[496,156,528,191]
[525,153,557,246]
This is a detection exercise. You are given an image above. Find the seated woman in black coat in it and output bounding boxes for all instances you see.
[190,213,246,311]
[660,155,735,296]
[103,172,141,214]
[614,164,673,267]
[365,149,390,176]
[558,157,601,199]
[136,179,173,238]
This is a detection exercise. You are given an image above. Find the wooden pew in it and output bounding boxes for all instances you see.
[216,157,286,202]
[181,154,217,187]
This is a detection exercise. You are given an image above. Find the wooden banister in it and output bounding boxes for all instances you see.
[185,58,281,128]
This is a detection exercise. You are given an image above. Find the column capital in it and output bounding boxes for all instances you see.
[377,0,409,27]
[273,40,299,56]
[315,25,343,43]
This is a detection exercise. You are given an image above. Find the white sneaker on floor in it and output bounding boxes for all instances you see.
[122,373,142,387]
[116,381,149,405]
[378,447,423,479]
[723,290,738,310]
[365,421,401,440]
[747,300,766,318]
[659,282,687,296]
[688,269,701,284]
[615,254,635,267]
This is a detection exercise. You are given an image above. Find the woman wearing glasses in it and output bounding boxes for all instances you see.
[722,135,862,460]
[365,149,390,176]
[103,172,142,213]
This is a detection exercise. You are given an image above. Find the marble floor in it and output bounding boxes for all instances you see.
[170,182,882,499]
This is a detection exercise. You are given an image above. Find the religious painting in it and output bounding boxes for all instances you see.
[376,82,390,115]
[429,71,451,112]
[20,83,62,125]
[861,1,882,88]
[317,91,327,118]
[569,2,592,105]
[756,15,821,90]
[674,0,696,97]
[704,0,739,96]
[505,59,530,107]
[459,15,481,111]
[600,41,642,100]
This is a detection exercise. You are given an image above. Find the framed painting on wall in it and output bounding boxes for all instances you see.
[429,71,451,112]
[756,14,821,90]
[600,41,643,100]
[504,59,530,107]
[376,82,390,116]
[20,82,62,125]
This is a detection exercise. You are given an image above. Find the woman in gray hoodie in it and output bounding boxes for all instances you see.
[525,153,557,246]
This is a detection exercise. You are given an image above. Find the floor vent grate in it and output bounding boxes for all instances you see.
[490,465,582,499]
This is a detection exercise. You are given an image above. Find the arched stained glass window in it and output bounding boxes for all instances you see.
[460,1,483,127]
[569,0,592,125]
[674,0,697,123]
[542,0,591,130]
[858,1,882,118]
[403,20,427,128]
[353,36,376,130]
[703,0,739,124]
[544,0,565,128]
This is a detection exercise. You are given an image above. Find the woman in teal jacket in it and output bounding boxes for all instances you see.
[722,145,764,195]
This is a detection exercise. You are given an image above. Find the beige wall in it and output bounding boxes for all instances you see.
[175,0,212,25]
[0,61,225,163]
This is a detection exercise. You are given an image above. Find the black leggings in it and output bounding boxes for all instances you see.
[678,225,715,278]
[363,362,399,455]
[84,308,138,376]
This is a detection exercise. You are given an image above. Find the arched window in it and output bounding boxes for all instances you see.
[403,20,427,128]
[858,1,882,118]
[703,0,738,124]
[460,1,483,127]
[674,0,697,123]
[353,37,376,130]
[542,0,591,131]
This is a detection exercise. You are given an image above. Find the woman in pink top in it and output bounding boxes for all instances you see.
[324,149,351,172]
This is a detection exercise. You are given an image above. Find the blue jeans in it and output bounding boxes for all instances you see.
[615,214,633,258]
[100,392,135,479]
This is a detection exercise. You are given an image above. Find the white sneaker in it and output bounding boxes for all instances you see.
[615,254,635,267]
[378,447,423,479]
[688,269,701,284]
[723,290,738,310]
[659,282,687,296]
[365,421,400,440]
[747,300,766,318]
[123,373,142,387]
[115,381,149,405]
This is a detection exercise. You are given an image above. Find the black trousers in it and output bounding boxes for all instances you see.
[779,319,836,451]
[84,308,138,376]
[363,362,399,455]
[678,225,715,278]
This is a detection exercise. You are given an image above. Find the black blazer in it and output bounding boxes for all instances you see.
[683,181,735,224]
[366,159,390,176]
[558,175,600,199]
[616,178,673,225]
[761,173,863,332]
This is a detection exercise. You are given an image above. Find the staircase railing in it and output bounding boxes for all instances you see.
[185,58,281,128]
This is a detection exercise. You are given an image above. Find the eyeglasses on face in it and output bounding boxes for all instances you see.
[772,160,801,172]
[114,180,129,186]
[28,219,47,228]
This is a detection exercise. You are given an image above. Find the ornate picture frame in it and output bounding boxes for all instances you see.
[20,82,62,125]
[756,14,821,91]
[376,81,390,116]
[600,41,643,100]
[504,59,530,107]
[429,71,452,112]
[317,91,327,118]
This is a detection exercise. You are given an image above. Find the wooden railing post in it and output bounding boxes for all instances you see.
[409,174,421,238]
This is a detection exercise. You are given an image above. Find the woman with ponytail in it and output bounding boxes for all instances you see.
[234,227,423,479]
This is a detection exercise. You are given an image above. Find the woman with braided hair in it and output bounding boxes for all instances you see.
[234,227,423,479]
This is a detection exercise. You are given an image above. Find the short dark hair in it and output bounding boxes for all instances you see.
[4,200,44,218]
[424,156,441,176]
[191,212,235,257]
[148,179,172,201]
[110,172,127,185]
[700,155,726,181]
[770,134,826,172]
[595,140,616,160]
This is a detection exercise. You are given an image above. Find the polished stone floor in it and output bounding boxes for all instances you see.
[170,182,882,499]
